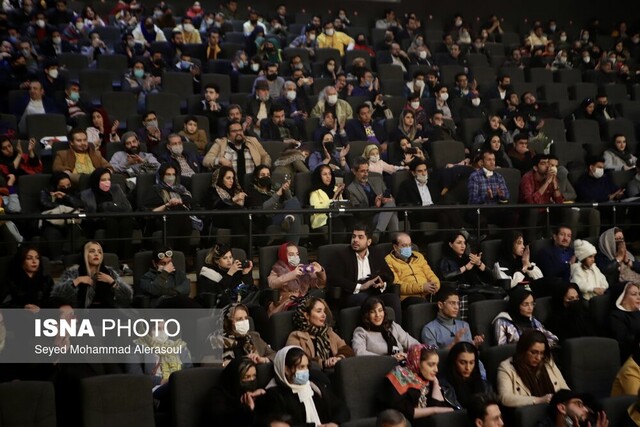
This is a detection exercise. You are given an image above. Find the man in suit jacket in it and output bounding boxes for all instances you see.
[52,128,112,185]
[244,80,273,138]
[326,223,401,321]
[259,104,301,142]
[346,156,399,241]
[13,80,62,135]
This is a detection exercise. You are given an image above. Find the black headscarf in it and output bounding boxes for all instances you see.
[88,167,113,206]
[311,164,336,199]
[507,286,534,331]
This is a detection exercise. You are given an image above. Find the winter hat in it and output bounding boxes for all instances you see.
[574,239,597,262]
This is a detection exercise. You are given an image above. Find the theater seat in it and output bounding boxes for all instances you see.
[170,367,223,427]
[513,403,548,427]
[0,381,56,427]
[561,337,620,398]
[403,302,439,341]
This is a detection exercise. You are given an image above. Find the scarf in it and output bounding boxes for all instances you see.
[368,322,398,356]
[507,286,534,332]
[310,165,336,199]
[140,22,156,43]
[293,298,332,362]
[608,147,635,166]
[273,346,321,426]
[211,167,243,206]
[512,357,555,397]
[386,344,435,399]
[599,227,635,263]
[228,141,247,182]
[278,241,297,271]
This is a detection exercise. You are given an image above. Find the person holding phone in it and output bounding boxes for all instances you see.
[139,246,196,308]
[197,243,255,308]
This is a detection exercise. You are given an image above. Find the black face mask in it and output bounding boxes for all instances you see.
[240,379,257,392]
[324,142,335,152]
[266,73,277,81]
[257,176,271,187]
[125,146,140,155]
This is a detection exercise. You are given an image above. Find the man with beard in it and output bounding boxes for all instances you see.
[203,120,271,183]
[53,128,112,185]
[109,131,159,176]
[245,80,273,137]
[537,390,608,427]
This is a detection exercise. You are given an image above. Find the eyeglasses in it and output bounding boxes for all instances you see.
[157,250,173,260]
[520,301,536,308]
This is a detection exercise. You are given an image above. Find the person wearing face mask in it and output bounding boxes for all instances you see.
[385,232,440,304]
[364,144,403,175]
[546,283,595,342]
[209,358,267,427]
[139,245,194,308]
[158,134,200,180]
[316,21,354,57]
[61,81,89,125]
[404,71,430,99]
[569,239,608,302]
[253,62,285,99]
[80,168,134,257]
[174,16,201,44]
[267,242,326,315]
[243,9,267,37]
[132,17,167,45]
[40,29,75,57]
[459,93,488,123]
[289,24,318,58]
[575,155,624,203]
[276,80,309,131]
[255,346,348,426]
[310,86,353,127]
[352,33,375,57]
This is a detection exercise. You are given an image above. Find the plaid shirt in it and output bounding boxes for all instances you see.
[222,143,256,175]
[467,168,510,204]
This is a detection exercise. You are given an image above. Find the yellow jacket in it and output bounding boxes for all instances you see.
[611,356,640,397]
[316,31,354,56]
[385,251,440,300]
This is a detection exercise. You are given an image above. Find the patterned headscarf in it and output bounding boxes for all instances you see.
[386,344,438,396]
[293,296,332,362]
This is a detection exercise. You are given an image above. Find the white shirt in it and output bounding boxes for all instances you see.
[416,179,433,206]
[354,249,371,294]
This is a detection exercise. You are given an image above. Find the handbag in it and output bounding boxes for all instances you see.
[41,205,81,226]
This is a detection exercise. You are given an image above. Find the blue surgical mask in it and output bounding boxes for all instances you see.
[399,246,412,258]
[134,69,145,78]
[293,369,309,385]
[69,91,80,102]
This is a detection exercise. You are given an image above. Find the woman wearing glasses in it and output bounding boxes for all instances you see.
[491,286,558,346]
[497,329,568,407]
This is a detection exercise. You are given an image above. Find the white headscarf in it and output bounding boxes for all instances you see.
[616,282,640,312]
[272,346,322,426]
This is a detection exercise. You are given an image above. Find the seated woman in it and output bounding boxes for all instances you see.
[546,283,596,341]
[205,165,249,249]
[380,344,458,423]
[197,243,254,308]
[245,164,302,246]
[141,162,194,253]
[473,115,513,148]
[214,303,275,367]
[611,282,640,361]
[86,107,120,155]
[493,231,544,293]
[286,297,354,369]
[308,164,353,242]
[441,342,492,409]
[604,134,637,171]
[254,346,348,426]
[209,357,266,427]
[492,286,558,347]
[307,132,350,176]
[597,227,640,287]
[387,136,428,168]
[351,296,418,360]
[570,239,608,301]
[39,172,85,261]
[439,231,496,319]
[364,144,406,175]
[267,242,326,315]
[139,246,195,308]
[80,167,134,259]
[7,246,54,310]
[497,329,569,407]
[388,109,425,145]
[52,241,132,308]
[481,133,512,168]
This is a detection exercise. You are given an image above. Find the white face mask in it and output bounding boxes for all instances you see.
[308,33,316,41]
[439,92,449,101]
[369,154,380,163]
[286,90,296,101]
[52,36,61,44]
[414,79,424,88]
[593,167,604,179]
[48,69,59,79]
[326,94,338,105]
[416,174,428,184]
[471,97,481,107]
[418,50,427,59]
[583,56,591,63]
[36,19,45,28]
[410,101,420,109]
[560,35,567,42]
[251,63,260,72]
[234,319,250,335]
[325,28,334,36]
[183,23,194,32]
[288,255,300,266]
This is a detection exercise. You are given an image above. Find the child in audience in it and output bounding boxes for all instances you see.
[178,115,208,156]
[570,239,608,300]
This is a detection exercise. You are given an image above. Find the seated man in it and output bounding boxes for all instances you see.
[467,149,510,230]
[537,390,608,427]
[347,157,399,242]
[244,80,273,137]
[537,224,575,283]
[312,110,349,145]
[316,20,354,56]
[385,232,440,306]
[467,393,504,427]
[110,131,160,177]
[217,104,256,138]
[62,81,90,127]
[189,83,226,137]
[310,86,353,127]
[157,133,201,182]
[52,128,112,185]
[575,155,624,203]
[13,80,61,135]
[203,120,271,183]
[326,223,402,321]
[259,104,301,142]
[345,103,388,152]
[139,246,195,308]
[422,287,485,349]
[136,111,168,155]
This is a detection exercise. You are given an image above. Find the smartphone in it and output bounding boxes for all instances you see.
[241,259,252,269]
[335,177,344,186]
[382,189,392,198]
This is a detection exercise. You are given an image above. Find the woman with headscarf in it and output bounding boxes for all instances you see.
[211,303,275,366]
[286,296,354,369]
[209,358,266,426]
[308,164,353,241]
[497,330,568,407]
[80,167,133,258]
[492,286,558,347]
[7,246,54,309]
[254,346,348,426]
[39,172,85,260]
[566,98,597,128]
[473,115,513,148]
[597,227,640,287]
[52,240,132,307]
[380,344,459,422]
[441,342,492,409]
[267,242,326,315]
[307,132,350,176]
[481,133,512,168]
[389,109,420,143]
[0,136,42,178]
[142,162,194,253]
[546,282,596,341]
[604,134,637,171]
[611,282,640,361]
[493,231,544,293]
[205,165,249,249]
[352,296,418,359]
[197,243,254,307]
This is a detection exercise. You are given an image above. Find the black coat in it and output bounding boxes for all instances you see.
[326,245,394,296]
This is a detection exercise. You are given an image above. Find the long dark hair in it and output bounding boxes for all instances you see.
[360,296,398,355]
[512,330,555,397]
[445,342,485,408]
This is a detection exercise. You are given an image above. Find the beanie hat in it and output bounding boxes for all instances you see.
[574,239,597,262]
